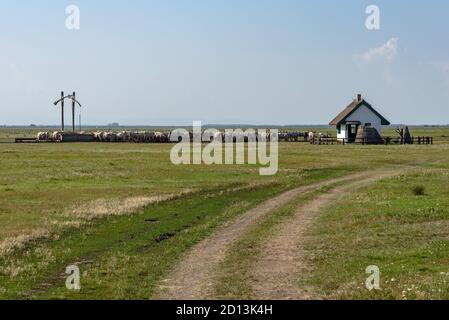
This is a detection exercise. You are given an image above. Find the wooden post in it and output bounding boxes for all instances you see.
[72,92,76,132]
[61,91,64,131]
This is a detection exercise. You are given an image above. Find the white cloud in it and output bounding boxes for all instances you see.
[354,37,399,65]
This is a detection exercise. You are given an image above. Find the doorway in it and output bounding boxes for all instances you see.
[347,124,359,143]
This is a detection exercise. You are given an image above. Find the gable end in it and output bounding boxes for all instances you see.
[329,100,390,126]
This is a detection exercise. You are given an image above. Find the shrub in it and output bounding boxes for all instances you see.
[412,185,425,196]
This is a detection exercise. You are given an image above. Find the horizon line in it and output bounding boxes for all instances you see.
[2,124,449,128]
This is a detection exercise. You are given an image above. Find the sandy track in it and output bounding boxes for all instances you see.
[155,170,383,300]
[249,169,403,300]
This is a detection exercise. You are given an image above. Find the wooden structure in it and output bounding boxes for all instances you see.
[355,125,383,144]
[53,92,82,132]
[309,135,433,145]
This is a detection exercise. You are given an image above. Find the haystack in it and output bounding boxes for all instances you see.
[356,125,383,144]
[403,126,412,144]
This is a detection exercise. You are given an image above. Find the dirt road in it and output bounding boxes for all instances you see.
[249,169,400,299]
[155,168,404,299]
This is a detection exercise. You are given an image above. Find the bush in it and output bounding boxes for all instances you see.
[412,185,425,196]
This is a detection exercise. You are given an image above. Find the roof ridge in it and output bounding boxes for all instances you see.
[329,98,390,126]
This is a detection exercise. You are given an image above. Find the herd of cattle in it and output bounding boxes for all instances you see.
[36,130,332,143]
[94,131,171,143]
[36,131,171,143]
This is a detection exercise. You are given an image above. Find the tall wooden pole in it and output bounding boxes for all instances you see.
[72,92,76,132]
[61,91,65,131]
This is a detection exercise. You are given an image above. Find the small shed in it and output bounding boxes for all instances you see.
[329,94,390,143]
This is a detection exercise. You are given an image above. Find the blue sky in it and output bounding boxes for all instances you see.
[1,0,449,125]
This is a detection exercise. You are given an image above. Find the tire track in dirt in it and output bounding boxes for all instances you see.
[248,169,404,300]
[155,170,389,299]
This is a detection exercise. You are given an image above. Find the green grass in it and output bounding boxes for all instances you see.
[212,165,449,300]
[0,166,348,299]
[0,181,285,299]
[2,127,449,299]
[304,167,449,299]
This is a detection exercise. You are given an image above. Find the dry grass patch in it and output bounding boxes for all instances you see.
[0,191,193,260]
[0,229,50,257]
[65,191,192,221]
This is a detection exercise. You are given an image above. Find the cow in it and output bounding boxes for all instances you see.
[52,131,63,142]
[36,132,49,141]
[102,132,117,142]
[144,131,155,143]
[161,132,170,143]
[154,132,165,143]
[93,132,103,142]
[129,131,141,143]
[278,132,287,141]
[308,131,315,143]
[319,132,331,139]
[117,131,130,142]
[213,131,223,143]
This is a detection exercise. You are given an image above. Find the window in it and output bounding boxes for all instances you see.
[337,124,341,134]
[349,125,357,135]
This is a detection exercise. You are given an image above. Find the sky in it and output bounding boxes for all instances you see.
[1,0,449,126]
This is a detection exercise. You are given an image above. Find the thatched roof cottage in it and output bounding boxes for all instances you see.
[329,94,390,143]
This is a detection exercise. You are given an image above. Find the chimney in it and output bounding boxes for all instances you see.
[357,94,362,102]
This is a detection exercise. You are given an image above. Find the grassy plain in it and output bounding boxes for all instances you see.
[304,163,449,299]
[1,127,449,299]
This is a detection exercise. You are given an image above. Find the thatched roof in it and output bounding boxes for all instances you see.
[329,98,390,126]
[355,125,383,144]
